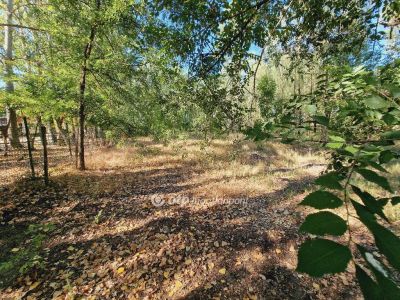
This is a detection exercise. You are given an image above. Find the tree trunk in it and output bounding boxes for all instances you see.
[0,121,9,156]
[65,123,72,157]
[78,25,97,170]
[8,109,21,148]
[36,116,44,146]
[73,120,79,169]
[3,135,8,156]
[23,117,35,178]
[98,127,105,145]
[30,121,39,150]
[48,117,57,144]
[4,0,22,148]
[40,126,49,185]
[55,117,69,145]
[79,79,86,170]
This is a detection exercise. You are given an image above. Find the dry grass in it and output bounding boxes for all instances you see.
[1,136,398,299]
[60,137,326,202]
[42,137,397,224]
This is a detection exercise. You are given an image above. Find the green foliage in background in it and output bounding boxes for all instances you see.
[257,74,277,119]
[246,61,400,299]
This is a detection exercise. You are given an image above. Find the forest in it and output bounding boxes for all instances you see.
[0,0,400,299]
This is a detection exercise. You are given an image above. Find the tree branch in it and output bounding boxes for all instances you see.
[0,23,44,31]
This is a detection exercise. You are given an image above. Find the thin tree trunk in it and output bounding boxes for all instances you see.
[78,25,97,170]
[36,116,44,146]
[94,126,99,146]
[312,77,317,133]
[322,73,329,142]
[79,80,86,169]
[3,135,8,156]
[40,125,49,185]
[66,123,73,157]
[48,117,57,144]
[98,127,105,145]
[72,119,79,168]
[23,117,35,178]
[55,117,68,145]
[31,121,39,150]
[4,0,22,148]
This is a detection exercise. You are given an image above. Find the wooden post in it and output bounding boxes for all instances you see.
[40,125,49,185]
[23,117,35,178]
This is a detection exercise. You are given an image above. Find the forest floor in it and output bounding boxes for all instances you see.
[0,137,399,300]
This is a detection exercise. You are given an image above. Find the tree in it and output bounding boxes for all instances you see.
[257,74,276,119]
[171,1,400,298]
[28,0,155,169]
[3,0,22,148]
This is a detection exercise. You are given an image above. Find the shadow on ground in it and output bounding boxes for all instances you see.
[0,142,358,299]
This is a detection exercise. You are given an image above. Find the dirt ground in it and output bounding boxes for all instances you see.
[0,137,378,299]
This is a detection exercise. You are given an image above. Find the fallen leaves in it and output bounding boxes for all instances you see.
[0,141,359,299]
[168,280,183,296]
[28,281,40,291]
[175,280,183,289]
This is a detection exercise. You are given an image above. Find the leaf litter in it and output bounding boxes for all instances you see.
[0,139,364,299]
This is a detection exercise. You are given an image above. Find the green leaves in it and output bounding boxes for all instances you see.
[243,122,271,141]
[355,265,381,300]
[363,160,388,173]
[303,104,317,115]
[297,238,351,277]
[355,168,392,192]
[351,185,389,222]
[326,142,344,149]
[300,212,347,236]
[293,64,400,299]
[315,172,343,190]
[366,221,400,273]
[357,245,400,300]
[386,84,400,98]
[382,113,397,125]
[379,150,395,164]
[381,130,400,140]
[329,135,345,142]
[364,95,389,109]
[352,200,377,222]
[313,115,329,127]
[354,205,400,272]
[391,196,400,205]
[300,190,343,209]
